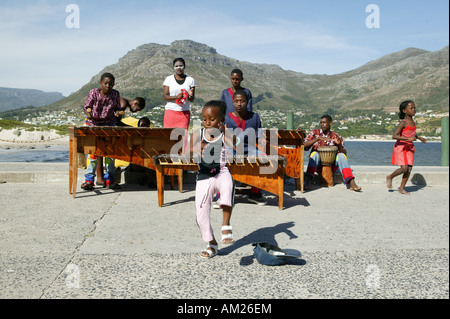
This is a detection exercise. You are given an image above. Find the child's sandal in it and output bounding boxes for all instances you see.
[221,225,234,244]
[200,244,218,259]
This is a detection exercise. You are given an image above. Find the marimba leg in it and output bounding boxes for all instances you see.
[300,145,305,193]
[69,135,73,194]
[70,136,79,198]
[178,169,183,193]
[170,176,175,190]
[156,165,165,207]
[278,174,284,210]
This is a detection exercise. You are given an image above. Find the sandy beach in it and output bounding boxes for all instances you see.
[0,129,68,149]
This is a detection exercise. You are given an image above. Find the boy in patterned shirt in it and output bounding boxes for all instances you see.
[82,72,122,190]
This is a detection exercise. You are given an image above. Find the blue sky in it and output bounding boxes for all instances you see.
[0,0,448,96]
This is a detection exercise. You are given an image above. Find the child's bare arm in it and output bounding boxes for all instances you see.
[222,124,237,150]
[190,130,201,157]
[392,122,410,140]
[416,135,427,143]
[120,97,129,111]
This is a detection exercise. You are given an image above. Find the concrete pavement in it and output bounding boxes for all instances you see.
[0,163,448,300]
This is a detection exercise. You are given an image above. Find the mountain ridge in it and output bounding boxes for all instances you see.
[11,40,450,115]
[0,87,65,112]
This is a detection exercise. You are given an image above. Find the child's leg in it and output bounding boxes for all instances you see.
[195,178,216,243]
[335,153,354,184]
[196,178,219,257]
[215,169,235,243]
[220,205,233,244]
[222,206,232,226]
[306,151,319,177]
[335,153,361,191]
[96,157,104,184]
[103,157,116,183]
[398,166,412,195]
[386,165,409,189]
[84,154,98,185]
[305,151,320,189]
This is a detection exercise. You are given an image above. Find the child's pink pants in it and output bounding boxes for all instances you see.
[195,166,234,242]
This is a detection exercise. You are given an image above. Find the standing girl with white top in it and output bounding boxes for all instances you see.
[163,58,196,152]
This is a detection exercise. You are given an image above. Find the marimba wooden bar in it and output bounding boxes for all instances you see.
[153,154,287,210]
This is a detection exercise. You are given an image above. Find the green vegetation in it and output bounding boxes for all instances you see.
[1,105,444,139]
[47,124,70,135]
[0,98,445,139]
[0,105,38,119]
[0,119,68,136]
[286,108,443,138]
[0,119,34,130]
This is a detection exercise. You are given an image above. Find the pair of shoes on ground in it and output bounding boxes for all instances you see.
[247,193,267,205]
[200,225,234,259]
[81,181,121,190]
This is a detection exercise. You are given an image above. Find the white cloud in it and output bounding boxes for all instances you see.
[0,2,370,94]
[0,1,445,95]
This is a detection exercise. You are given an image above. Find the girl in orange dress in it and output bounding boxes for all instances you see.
[386,100,427,195]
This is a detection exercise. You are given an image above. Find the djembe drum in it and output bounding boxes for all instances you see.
[317,146,338,187]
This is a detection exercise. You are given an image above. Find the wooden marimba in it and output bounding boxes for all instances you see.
[263,129,306,192]
[153,154,287,210]
[69,126,184,197]
[68,126,305,210]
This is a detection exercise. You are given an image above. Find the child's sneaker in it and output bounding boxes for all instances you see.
[213,198,221,209]
[248,193,267,205]
[81,181,94,190]
[105,180,121,189]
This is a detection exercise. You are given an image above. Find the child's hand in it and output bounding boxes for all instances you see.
[188,88,195,98]
[257,137,267,150]
[332,137,342,146]
[218,122,225,133]
[114,110,124,118]
[85,108,93,120]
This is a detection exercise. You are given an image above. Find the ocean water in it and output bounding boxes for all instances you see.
[0,141,443,166]
[338,141,442,166]
[0,145,69,163]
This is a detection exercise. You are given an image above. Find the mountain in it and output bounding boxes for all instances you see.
[42,40,450,114]
[0,87,65,112]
